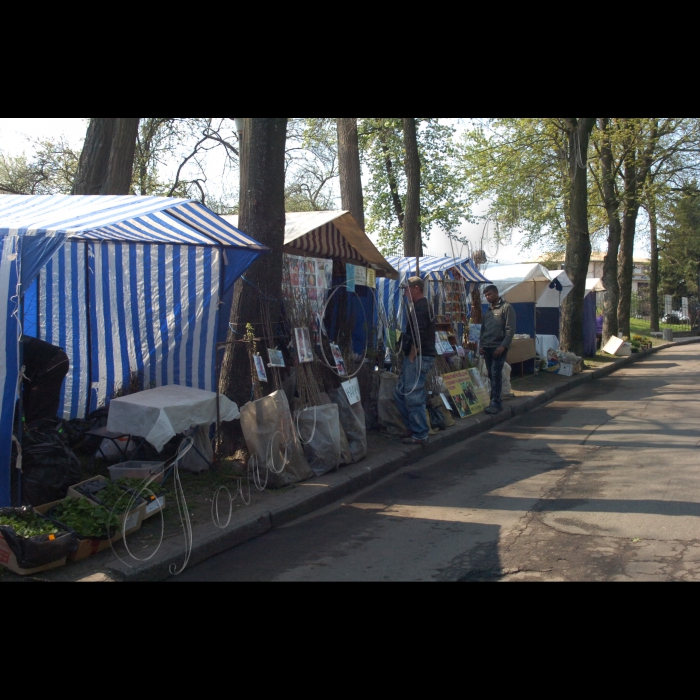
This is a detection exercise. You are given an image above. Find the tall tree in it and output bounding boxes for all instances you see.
[337,118,365,229]
[560,118,596,355]
[219,118,288,417]
[402,118,422,257]
[72,118,140,195]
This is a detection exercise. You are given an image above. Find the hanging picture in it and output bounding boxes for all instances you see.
[341,377,361,405]
[330,343,347,376]
[295,327,314,364]
[346,264,356,292]
[366,269,376,287]
[268,349,285,368]
[469,324,482,344]
[253,354,268,382]
[354,266,367,287]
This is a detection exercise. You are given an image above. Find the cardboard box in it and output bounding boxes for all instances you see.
[36,498,119,563]
[558,363,574,377]
[0,530,67,576]
[108,461,165,484]
[143,495,166,521]
[68,476,146,537]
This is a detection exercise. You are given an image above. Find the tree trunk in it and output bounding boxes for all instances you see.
[648,193,660,332]
[337,118,365,230]
[102,118,140,195]
[617,120,657,339]
[379,130,404,232]
[72,118,116,195]
[72,117,140,195]
[402,118,422,257]
[219,118,288,425]
[617,147,638,339]
[560,118,596,357]
[599,118,622,344]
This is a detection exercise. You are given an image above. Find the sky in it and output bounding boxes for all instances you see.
[0,118,542,265]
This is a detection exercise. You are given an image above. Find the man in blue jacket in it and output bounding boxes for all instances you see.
[480,285,516,415]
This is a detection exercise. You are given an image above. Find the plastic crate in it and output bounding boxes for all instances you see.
[108,461,165,484]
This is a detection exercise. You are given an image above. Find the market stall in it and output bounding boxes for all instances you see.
[534,269,574,356]
[376,255,490,352]
[1,195,268,507]
[482,263,555,370]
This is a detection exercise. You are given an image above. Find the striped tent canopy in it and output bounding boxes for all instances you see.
[222,211,399,279]
[383,254,491,284]
[0,196,268,506]
[376,255,491,344]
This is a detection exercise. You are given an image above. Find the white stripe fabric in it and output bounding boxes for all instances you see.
[0,196,266,250]
[34,241,221,419]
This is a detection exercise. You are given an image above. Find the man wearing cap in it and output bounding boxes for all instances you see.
[394,276,437,445]
[480,284,516,415]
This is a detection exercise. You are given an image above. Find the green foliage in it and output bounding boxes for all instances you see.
[50,499,121,539]
[460,119,608,253]
[0,137,79,195]
[659,190,700,296]
[359,118,468,253]
[116,477,164,499]
[0,511,61,538]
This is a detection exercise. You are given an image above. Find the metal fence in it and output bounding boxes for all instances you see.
[630,292,700,332]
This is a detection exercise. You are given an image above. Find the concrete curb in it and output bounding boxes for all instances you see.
[10,337,697,582]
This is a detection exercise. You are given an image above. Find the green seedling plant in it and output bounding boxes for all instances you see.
[116,477,164,500]
[0,511,61,539]
[79,480,141,514]
[50,499,121,539]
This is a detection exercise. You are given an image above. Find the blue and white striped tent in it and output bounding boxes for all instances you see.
[376,255,490,341]
[0,195,268,505]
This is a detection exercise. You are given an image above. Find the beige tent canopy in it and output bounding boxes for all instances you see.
[222,211,398,280]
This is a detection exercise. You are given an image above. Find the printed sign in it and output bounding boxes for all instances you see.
[341,377,361,405]
[295,328,314,364]
[354,266,367,287]
[267,349,285,368]
[366,269,376,287]
[443,370,483,418]
[254,354,268,382]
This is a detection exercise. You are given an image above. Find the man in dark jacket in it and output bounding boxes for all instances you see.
[480,285,516,415]
[394,277,436,445]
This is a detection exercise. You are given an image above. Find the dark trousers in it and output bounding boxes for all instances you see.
[483,347,508,409]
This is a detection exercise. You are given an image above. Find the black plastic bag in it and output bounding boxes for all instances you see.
[428,405,447,431]
[0,507,77,569]
[19,424,82,507]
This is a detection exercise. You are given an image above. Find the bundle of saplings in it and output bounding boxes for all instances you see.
[0,507,77,569]
[76,480,145,514]
[49,499,121,540]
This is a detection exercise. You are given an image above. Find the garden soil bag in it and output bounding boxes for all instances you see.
[297,404,341,476]
[328,387,367,463]
[431,395,455,427]
[378,371,408,436]
[0,507,77,571]
[240,390,313,489]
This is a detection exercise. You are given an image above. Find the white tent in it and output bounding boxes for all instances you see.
[538,270,574,308]
[482,263,554,303]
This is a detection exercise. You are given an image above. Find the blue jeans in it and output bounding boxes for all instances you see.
[394,356,435,440]
[483,347,508,409]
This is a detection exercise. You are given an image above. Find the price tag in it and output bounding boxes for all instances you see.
[341,377,361,405]
[440,393,453,412]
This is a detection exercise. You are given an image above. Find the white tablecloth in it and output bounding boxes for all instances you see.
[107,385,240,452]
[536,334,560,358]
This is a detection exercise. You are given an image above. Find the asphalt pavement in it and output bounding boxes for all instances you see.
[173,342,700,582]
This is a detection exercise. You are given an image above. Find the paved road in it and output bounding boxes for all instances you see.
[174,344,700,581]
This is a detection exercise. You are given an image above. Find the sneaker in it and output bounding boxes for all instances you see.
[484,405,502,415]
[401,436,429,446]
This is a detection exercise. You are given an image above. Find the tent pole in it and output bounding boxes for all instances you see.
[16,292,24,506]
[84,242,93,419]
